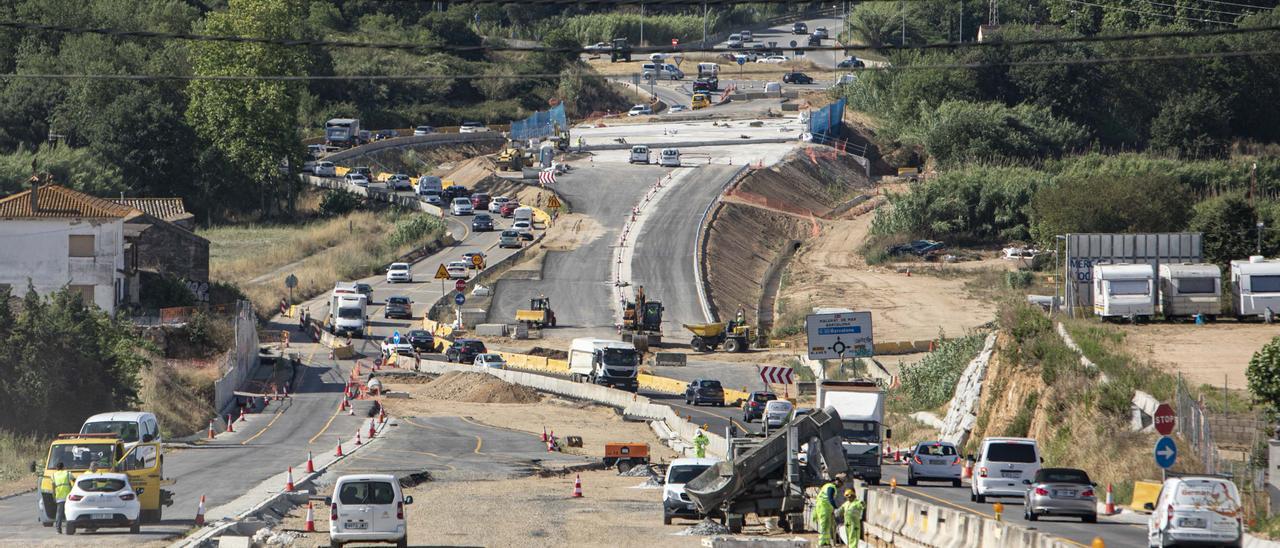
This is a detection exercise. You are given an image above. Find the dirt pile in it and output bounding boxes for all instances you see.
[436,155,500,188]
[527,347,569,360]
[418,371,542,404]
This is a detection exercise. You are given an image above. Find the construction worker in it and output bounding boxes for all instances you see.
[841,487,865,546]
[814,473,846,546]
[692,430,709,458]
[51,462,74,534]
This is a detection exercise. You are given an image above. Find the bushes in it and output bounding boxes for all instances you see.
[1030,174,1191,241]
[319,189,361,217]
[870,165,1049,242]
[896,335,986,411]
[907,101,1089,168]
[387,215,446,249]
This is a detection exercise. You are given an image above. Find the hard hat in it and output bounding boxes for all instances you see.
[844,488,855,498]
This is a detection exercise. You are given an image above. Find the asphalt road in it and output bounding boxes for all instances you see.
[878,465,1150,548]
[488,164,669,335]
[632,163,741,332]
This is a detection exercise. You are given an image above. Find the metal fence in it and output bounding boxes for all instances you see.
[510,104,568,141]
[1176,376,1219,475]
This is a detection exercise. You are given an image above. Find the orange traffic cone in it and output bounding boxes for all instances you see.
[286,466,295,491]
[348,401,355,416]
[1105,483,1116,514]
[379,406,387,424]
[238,408,246,423]
[335,441,344,457]
[304,502,315,532]
[368,419,376,439]
[541,427,548,442]
[355,431,362,446]
[207,420,214,440]
[306,450,315,474]
[572,474,583,498]
[962,458,973,479]
[194,494,206,526]
[226,414,234,433]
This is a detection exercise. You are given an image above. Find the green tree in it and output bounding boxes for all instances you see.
[845,2,902,47]
[1247,337,1280,413]
[1187,193,1257,265]
[907,100,1089,167]
[1149,91,1233,160]
[1031,175,1192,242]
[186,0,310,216]
[319,189,361,217]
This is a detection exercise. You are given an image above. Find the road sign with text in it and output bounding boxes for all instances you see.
[1154,403,1176,436]
[805,311,874,360]
[455,279,466,292]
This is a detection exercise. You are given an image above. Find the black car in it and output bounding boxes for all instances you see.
[383,296,412,319]
[406,329,436,352]
[782,72,813,85]
[693,79,714,93]
[684,379,725,407]
[837,57,866,68]
[354,282,373,300]
[793,22,808,34]
[441,184,471,203]
[350,166,372,179]
[808,34,822,46]
[471,214,495,232]
[742,391,778,422]
[445,338,488,363]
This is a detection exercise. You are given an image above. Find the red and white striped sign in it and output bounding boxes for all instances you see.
[759,365,794,385]
[538,169,556,186]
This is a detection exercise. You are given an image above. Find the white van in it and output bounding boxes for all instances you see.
[315,161,337,177]
[512,206,534,225]
[764,81,782,94]
[662,457,718,525]
[1230,256,1280,319]
[1147,475,1243,547]
[970,437,1042,503]
[629,145,651,164]
[415,175,442,197]
[1092,263,1155,321]
[1158,263,1221,319]
[80,412,162,451]
[327,474,413,547]
[658,148,680,167]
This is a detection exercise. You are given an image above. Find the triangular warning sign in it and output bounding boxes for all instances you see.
[434,263,450,280]
[547,195,562,209]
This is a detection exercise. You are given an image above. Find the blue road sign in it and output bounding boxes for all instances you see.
[393,331,401,344]
[1154,436,1177,469]
[736,57,746,65]
[454,293,466,306]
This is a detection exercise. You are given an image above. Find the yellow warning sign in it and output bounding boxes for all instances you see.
[434,263,450,280]
[471,254,484,267]
[547,195,562,209]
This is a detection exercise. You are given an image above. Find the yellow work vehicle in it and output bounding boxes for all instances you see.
[36,434,172,525]
[497,147,525,170]
[515,296,557,328]
[691,92,712,110]
[684,320,754,353]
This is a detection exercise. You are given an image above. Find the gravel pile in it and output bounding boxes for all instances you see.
[677,519,731,536]
[619,464,658,477]
[419,371,541,403]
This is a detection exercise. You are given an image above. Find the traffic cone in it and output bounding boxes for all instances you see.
[889,477,897,493]
[1105,483,1116,514]
[226,414,234,433]
[348,400,355,416]
[207,420,214,440]
[239,408,246,422]
[541,427,548,442]
[304,502,315,532]
[379,406,387,424]
[355,431,362,446]
[962,459,973,479]
[335,441,344,457]
[368,418,376,439]
[286,466,295,491]
[194,494,206,526]
[306,450,315,474]
[572,474,583,498]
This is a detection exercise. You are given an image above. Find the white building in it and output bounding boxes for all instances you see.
[0,182,137,314]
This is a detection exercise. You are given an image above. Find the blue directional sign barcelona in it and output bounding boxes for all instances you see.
[1154,436,1177,469]
[454,293,466,306]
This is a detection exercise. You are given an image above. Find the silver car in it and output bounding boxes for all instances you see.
[1024,467,1097,522]
[907,441,962,486]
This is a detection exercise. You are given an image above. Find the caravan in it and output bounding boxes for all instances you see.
[1230,256,1280,320]
[1092,264,1155,322]
[1158,263,1222,319]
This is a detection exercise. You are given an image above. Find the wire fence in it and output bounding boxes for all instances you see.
[1176,376,1220,475]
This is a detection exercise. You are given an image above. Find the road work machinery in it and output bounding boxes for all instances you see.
[610,37,632,62]
[497,146,526,171]
[684,407,849,533]
[621,285,663,352]
[515,295,557,328]
[684,310,754,352]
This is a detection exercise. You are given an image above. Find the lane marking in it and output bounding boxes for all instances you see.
[307,399,348,444]
[239,405,287,446]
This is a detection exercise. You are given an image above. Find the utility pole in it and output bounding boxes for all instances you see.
[960,4,964,42]
[640,2,645,47]
[702,1,708,47]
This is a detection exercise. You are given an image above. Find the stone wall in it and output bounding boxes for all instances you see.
[132,212,210,282]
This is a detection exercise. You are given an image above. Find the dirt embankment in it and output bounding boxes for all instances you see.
[703,147,874,327]
[416,371,543,404]
[438,156,566,214]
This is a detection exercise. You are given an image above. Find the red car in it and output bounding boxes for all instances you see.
[499,201,520,217]
[470,192,491,210]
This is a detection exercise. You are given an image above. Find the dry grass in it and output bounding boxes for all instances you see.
[0,430,45,497]
[141,361,219,439]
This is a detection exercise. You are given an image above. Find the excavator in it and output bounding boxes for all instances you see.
[621,285,663,352]
[515,295,557,328]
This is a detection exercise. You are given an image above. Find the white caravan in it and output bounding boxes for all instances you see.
[1092,263,1155,322]
[1230,256,1280,320]
[1158,263,1221,319]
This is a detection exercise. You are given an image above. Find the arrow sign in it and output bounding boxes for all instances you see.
[1154,436,1177,469]
[454,293,466,306]
[1153,403,1176,436]
[393,331,401,344]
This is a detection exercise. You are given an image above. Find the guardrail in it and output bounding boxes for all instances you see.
[322,132,505,164]
[303,175,444,217]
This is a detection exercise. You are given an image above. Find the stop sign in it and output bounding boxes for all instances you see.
[455,279,466,292]
[1153,403,1176,436]
[672,38,679,46]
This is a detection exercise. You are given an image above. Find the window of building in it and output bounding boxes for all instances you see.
[69,284,95,303]
[69,235,95,257]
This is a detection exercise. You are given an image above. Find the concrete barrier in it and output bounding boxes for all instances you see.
[860,488,1091,548]
[323,132,504,164]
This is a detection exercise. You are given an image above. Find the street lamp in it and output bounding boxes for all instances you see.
[1258,222,1266,255]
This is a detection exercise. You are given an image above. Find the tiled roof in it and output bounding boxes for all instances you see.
[0,184,135,219]
[111,197,191,222]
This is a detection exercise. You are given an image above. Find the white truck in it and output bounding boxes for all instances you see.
[328,286,368,338]
[816,379,888,485]
[324,118,361,147]
[568,338,639,392]
[1230,256,1280,320]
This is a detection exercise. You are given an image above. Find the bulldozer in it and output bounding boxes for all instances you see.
[684,309,754,353]
[515,296,557,328]
[497,146,525,171]
[621,285,663,352]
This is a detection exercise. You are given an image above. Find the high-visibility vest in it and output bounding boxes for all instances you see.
[815,482,837,514]
[52,470,74,501]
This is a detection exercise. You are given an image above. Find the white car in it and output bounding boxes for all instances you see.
[446,261,469,280]
[658,148,681,167]
[80,411,162,452]
[1148,476,1243,548]
[662,457,719,525]
[450,197,473,215]
[512,220,533,240]
[629,145,651,164]
[628,104,653,117]
[970,437,1042,503]
[459,122,488,133]
[380,338,416,361]
[328,474,412,548]
[586,42,610,53]
[489,196,510,213]
[762,400,793,431]
[474,353,506,369]
[412,125,434,136]
[499,230,521,249]
[386,262,412,283]
[387,174,412,190]
[314,161,337,177]
[345,173,370,187]
[669,105,687,113]
[63,473,141,535]
[907,441,963,486]
[757,55,789,64]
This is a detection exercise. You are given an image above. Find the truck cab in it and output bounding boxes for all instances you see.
[38,434,170,525]
[816,380,888,485]
[329,292,368,338]
[568,338,639,392]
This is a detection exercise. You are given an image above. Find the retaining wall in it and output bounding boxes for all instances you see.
[212,301,261,414]
[303,175,443,216]
[937,332,997,448]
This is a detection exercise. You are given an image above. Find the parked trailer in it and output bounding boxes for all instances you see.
[1092,263,1155,322]
[1230,256,1280,321]
[1158,263,1222,320]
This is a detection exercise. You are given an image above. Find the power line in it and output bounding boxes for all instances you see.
[1193,0,1277,9]
[1134,0,1248,17]
[1066,0,1241,25]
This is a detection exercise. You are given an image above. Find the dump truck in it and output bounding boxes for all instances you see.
[621,285,663,352]
[37,434,173,525]
[610,37,632,62]
[817,379,888,485]
[684,407,849,533]
[515,296,557,328]
[568,337,639,392]
[684,315,754,353]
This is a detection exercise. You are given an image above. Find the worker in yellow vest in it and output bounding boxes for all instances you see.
[841,487,865,546]
[815,473,846,546]
[692,430,709,458]
[51,462,74,534]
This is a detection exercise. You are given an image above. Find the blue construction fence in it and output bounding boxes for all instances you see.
[510,103,568,141]
[808,98,845,144]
